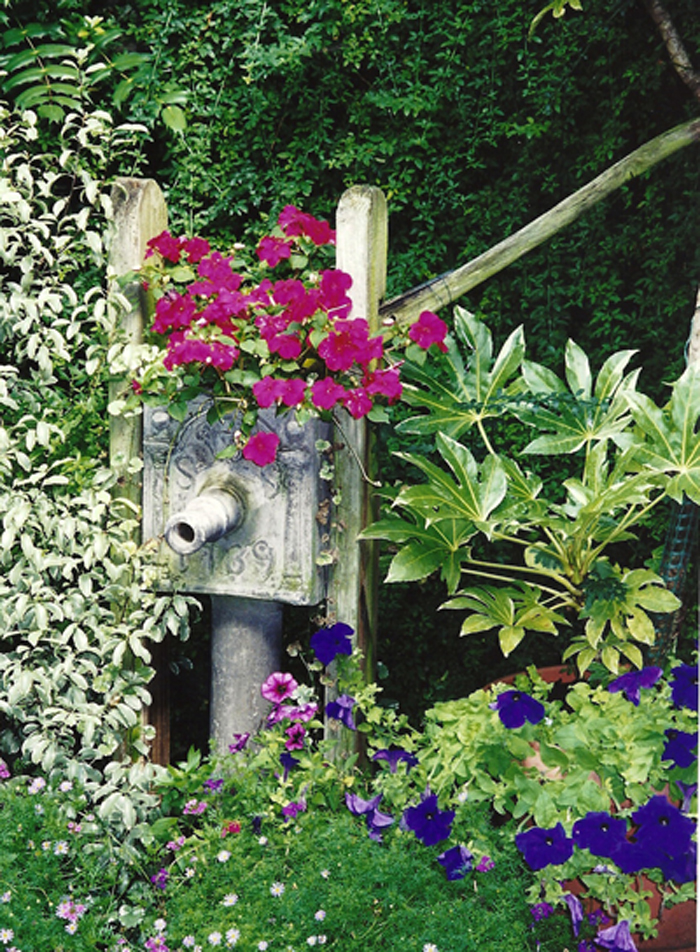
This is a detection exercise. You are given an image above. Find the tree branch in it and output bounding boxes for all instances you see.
[641,0,700,103]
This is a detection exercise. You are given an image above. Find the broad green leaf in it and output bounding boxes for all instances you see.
[521,359,565,395]
[626,608,656,645]
[162,104,187,131]
[385,540,449,584]
[499,625,525,656]
[565,338,592,400]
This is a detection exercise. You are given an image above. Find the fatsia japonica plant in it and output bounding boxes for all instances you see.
[117,208,448,466]
[361,306,700,675]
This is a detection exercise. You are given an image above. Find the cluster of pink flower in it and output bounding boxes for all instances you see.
[260,671,318,752]
[141,205,448,466]
[55,897,87,935]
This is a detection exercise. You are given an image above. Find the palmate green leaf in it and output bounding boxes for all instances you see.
[394,437,507,528]
[444,584,562,656]
[517,348,638,455]
[626,364,700,504]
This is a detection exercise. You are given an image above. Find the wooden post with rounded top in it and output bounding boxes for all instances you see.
[329,186,387,742]
[108,177,171,765]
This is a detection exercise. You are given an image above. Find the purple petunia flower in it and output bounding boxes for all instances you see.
[515,823,574,870]
[282,799,306,820]
[563,894,584,938]
[279,751,300,781]
[594,920,637,952]
[614,795,697,882]
[607,666,662,705]
[572,811,628,860]
[345,792,383,817]
[438,844,473,881]
[490,690,545,729]
[676,780,698,814]
[530,902,554,922]
[345,792,394,841]
[475,855,495,872]
[402,792,455,847]
[663,729,698,768]
[310,623,354,666]
[150,867,169,890]
[261,671,298,704]
[372,748,419,773]
[228,732,250,754]
[669,664,698,712]
[0,760,9,780]
[325,694,357,730]
[632,795,695,849]
[204,778,224,793]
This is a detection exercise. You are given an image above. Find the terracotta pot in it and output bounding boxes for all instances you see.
[569,880,697,952]
[486,664,579,689]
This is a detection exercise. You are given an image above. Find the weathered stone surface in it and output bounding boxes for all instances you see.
[143,399,330,605]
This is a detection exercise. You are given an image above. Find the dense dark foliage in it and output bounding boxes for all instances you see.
[2,0,698,733]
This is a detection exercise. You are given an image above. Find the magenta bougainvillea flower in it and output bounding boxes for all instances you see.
[317,318,383,372]
[152,291,198,333]
[608,666,662,705]
[145,230,182,263]
[163,335,238,372]
[242,432,280,466]
[402,792,454,847]
[256,235,293,267]
[260,671,298,704]
[278,205,336,246]
[408,310,448,352]
[310,378,347,410]
[310,622,354,666]
[364,367,402,401]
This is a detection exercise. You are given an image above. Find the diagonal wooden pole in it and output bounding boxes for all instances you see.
[380,118,700,326]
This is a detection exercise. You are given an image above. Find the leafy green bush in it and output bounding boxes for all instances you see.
[0,98,194,825]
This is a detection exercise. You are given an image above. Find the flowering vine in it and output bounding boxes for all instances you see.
[130,206,448,465]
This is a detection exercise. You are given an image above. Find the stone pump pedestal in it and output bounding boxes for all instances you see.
[143,401,330,750]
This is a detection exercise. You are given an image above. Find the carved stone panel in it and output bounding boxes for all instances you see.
[142,400,330,604]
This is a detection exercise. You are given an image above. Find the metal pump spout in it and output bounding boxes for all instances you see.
[164,468,244,556]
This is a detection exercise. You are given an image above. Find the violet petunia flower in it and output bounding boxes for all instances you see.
[372,748,419,773]
[515,822,574,870]
[438,844,473,881]
[663,729,698,768]
[475,855,495,872]
[204,778,224,793]
[279,752,300,781]
[325,694,357,730]
[403,792,455,847]
[607,666,662,705]
[530,902,554,922]
[282,800,306,820]
[490,690,545,729]
[310,623,354,666]
[563,893,584,938]
[669,664,698,712]
[345,792,393,841]
[632,795,695,849]
[366,806,395,842]
[572,811,628,860]
[228,732,250,754]
[594,920,637,952]
[676,781,698,814]
[261,671,298,704]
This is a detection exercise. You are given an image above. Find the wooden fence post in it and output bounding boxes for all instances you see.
[108,177,170,765]
[330,186,388,680]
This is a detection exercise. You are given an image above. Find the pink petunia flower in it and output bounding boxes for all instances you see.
[257,235,294,267]
[261,671,299,704]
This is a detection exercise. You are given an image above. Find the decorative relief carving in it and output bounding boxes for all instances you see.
[142,399,329,605]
